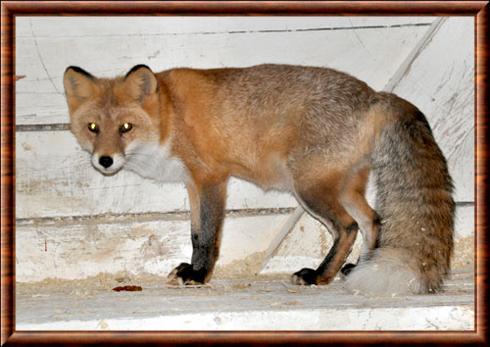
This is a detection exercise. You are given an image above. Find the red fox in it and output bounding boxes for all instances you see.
[63,64,454,295]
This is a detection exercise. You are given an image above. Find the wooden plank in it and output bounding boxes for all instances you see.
[16,16,435,38]
[15,18,433,125]
[15,205,473,283]
[383,18,446,92]
[256,207,308,274]
[16,276,473,331]
[16,214,290,282]
[392,17,474,202]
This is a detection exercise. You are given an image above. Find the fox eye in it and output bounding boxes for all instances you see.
[87,122,99,133]
[119,122,133,134]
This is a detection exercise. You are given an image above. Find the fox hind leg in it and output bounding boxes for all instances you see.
[339,165,381,274]
[291,171,359,285]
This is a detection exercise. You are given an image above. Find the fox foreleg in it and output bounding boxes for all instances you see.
[167,181,227,285]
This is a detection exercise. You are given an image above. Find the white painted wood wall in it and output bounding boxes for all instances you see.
[15,17,474,282]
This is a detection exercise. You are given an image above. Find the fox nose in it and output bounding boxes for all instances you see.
[99,156,113,168]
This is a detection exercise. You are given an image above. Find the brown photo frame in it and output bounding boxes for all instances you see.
[1,1,488,345]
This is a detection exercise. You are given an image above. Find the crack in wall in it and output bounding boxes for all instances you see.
[29,19,62,96]
[16,22,432,39]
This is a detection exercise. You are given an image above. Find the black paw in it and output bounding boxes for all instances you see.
[167,263,206,285]
[291,268,318,285]
[341,263,357,276]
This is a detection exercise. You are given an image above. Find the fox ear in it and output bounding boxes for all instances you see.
[124,65,158,102]
[63,66,97,112]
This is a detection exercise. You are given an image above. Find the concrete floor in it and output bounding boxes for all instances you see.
[16,268,474,331]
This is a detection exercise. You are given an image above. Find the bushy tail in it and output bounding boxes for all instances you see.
[346,93,455,295]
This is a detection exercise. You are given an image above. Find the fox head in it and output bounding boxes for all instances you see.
[63,65,162,175]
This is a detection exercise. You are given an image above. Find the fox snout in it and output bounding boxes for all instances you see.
[91,152,125,175]
[99,156,113,168]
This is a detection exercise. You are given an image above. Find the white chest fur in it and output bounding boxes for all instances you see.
[124,140,188,183]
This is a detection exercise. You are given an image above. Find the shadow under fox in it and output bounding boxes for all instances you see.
[64,64,454,295]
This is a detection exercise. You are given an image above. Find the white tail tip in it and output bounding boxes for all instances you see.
[344,248,424,296]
